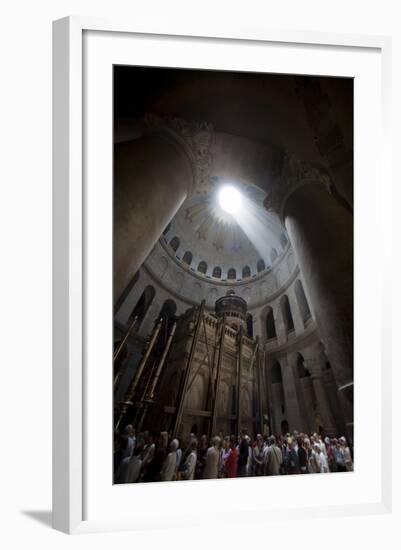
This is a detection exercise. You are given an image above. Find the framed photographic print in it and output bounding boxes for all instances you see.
[53,17,392,534]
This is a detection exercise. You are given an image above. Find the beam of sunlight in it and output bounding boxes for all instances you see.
[227,193,284,261]
[218,185,242,214]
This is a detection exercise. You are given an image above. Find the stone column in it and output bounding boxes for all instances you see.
[264,153,353,439]
[114,115,213,305]
[287,352,313,432]
[294,76,353,210]
[304,355,338,437]
[138,299,161,338]
[115,273,145,325]
[280,355,304,433]
[322,363,344,436]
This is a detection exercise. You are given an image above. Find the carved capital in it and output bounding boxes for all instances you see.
[263,151,332,219]
[143,114,214,195]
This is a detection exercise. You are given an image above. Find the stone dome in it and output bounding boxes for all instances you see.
[160,178,288,285]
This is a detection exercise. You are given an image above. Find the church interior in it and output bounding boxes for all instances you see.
[112,66,354,481]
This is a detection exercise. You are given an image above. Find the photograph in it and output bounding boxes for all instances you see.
[112,66,354,484]
[0,0,395,542]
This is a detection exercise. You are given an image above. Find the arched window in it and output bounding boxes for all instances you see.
[114,270,139,314]
[242,265,251,278]
[246,313,253,338]
[182,251,193,266]
[158,299,177,321]
[212,266,222,279]
[266,307,277,340]
[294,279,311,323]
[270,248,278,263]
[158,299,177,333]
[280,233,288,248]
[129,285,155,324]
[271,361,283,384]
[197,261,207,274]
[280,294,295,333]
[257,259,265,273]
[169,236,180,252]
[296,353,311,378]
[227,268,236,280]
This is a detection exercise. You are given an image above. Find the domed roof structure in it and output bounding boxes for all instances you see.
[160,178,288,285]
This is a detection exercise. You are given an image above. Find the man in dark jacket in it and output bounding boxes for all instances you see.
[297,436,309,473]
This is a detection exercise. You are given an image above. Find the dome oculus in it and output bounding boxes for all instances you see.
[218,185,242,215]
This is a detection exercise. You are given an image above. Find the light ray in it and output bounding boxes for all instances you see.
[219,189,284,261]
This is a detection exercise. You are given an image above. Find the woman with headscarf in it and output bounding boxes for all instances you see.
[160,439,179,481]
[181,439,198,480]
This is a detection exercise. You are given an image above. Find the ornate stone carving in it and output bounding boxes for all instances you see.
[294,76,351,171]
[143,113,214,195]
[294,76,353,209]
[263,150,332,219]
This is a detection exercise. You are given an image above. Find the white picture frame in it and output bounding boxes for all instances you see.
[52,16,392,534]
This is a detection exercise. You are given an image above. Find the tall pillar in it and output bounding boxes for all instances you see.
[264,153,353,438]
[256,346,265,434]
[304,357,339,437]
[280,355,304,433]
[286,352,313,432]
[114,115,213,305]
[322,363,344,436]
[294,76,353,210]
[235,326,244,434]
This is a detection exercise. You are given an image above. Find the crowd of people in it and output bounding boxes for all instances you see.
[114,426,353,484]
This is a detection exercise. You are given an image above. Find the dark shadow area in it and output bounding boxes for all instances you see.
[21,510,52,528]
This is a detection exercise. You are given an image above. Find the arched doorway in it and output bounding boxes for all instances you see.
[265,307,277,340]
[280,295,295,335]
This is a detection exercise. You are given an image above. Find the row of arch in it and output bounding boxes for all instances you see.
[128,285,178,328]
[270,352,332,435]
[168,236,272,280]
[127,285,309,346]
[129,283,256,340]
[264,280,311,340]
[271,351,331,386]
[121,273,311,341]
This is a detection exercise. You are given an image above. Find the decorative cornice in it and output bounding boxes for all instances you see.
[143,113,214,196]
[263,151,332,220]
